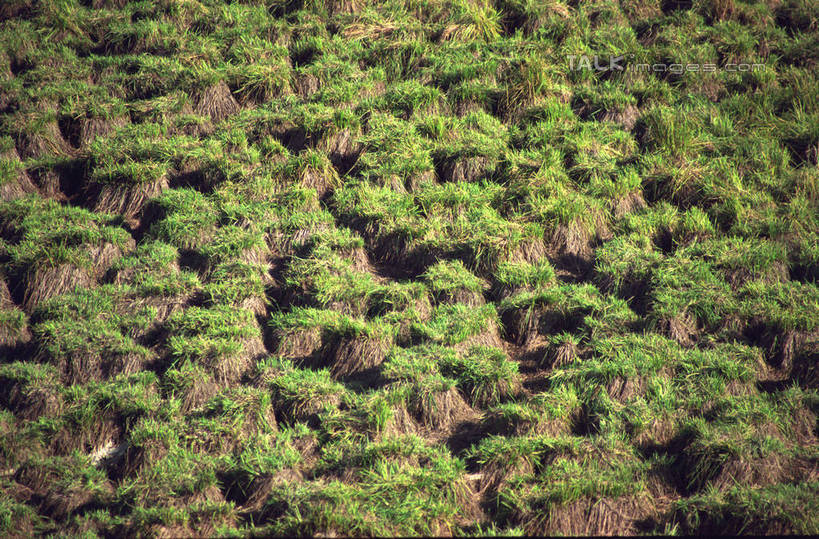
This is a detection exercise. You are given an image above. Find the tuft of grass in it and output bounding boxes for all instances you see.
[441,345,521,407]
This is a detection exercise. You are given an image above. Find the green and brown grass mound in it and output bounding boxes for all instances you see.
[0,0,818,536]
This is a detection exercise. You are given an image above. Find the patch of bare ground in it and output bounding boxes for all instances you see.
[27,160,86,203]
[369,254,422,282]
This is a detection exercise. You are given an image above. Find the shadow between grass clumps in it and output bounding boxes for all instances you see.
[331,364,391,394]
[637,431,693,496]
[445,418,486,458]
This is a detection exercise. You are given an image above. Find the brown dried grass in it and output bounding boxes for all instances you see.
[274,326,324,360]
[2,381,62,421]
[194,81,240,123]
[91,175,169,224]
[658,312,697,347]
[15,119,72,160]
[611,191,646,218]
[0,147,38,202]
[77,115,129,149]
[524,495,653,536]
[329,335,390,379]
[411,386,472,431]
[23,264,93,312]
[602,104,640,131]
[439,156,491,183]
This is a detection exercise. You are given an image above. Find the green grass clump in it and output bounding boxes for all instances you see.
[353,113,435,188]
[0,361,63,421]
[499,283,638,345]
[738,279,819,333]
[86,124,180,186]
[646,254,736,342]
[381,344,450,383]
[184,387,278,454]
[31,285,155,384]
[441,345,520,407]
[672,481,819,535]
[203,261,268,310]
[488,437,653,534]
[594,234,663,298]
[108,240,201,297]
[422,259,487,305]
[117,420,224,512]
[483,387,579,436]
[492,259,557,293]
[165,305,263,384]
[381,345,468,429]
[0,196,131,271]
[679,237,790,285]
[265,358,347,425]
[261,445,471,536]
[0,483,42,536]
[411,302,499,347]
[677,391,818,494]
[13,452,113,519]
[145,188,220,249]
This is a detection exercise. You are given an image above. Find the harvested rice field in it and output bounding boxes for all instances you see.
[0,0,817,536]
